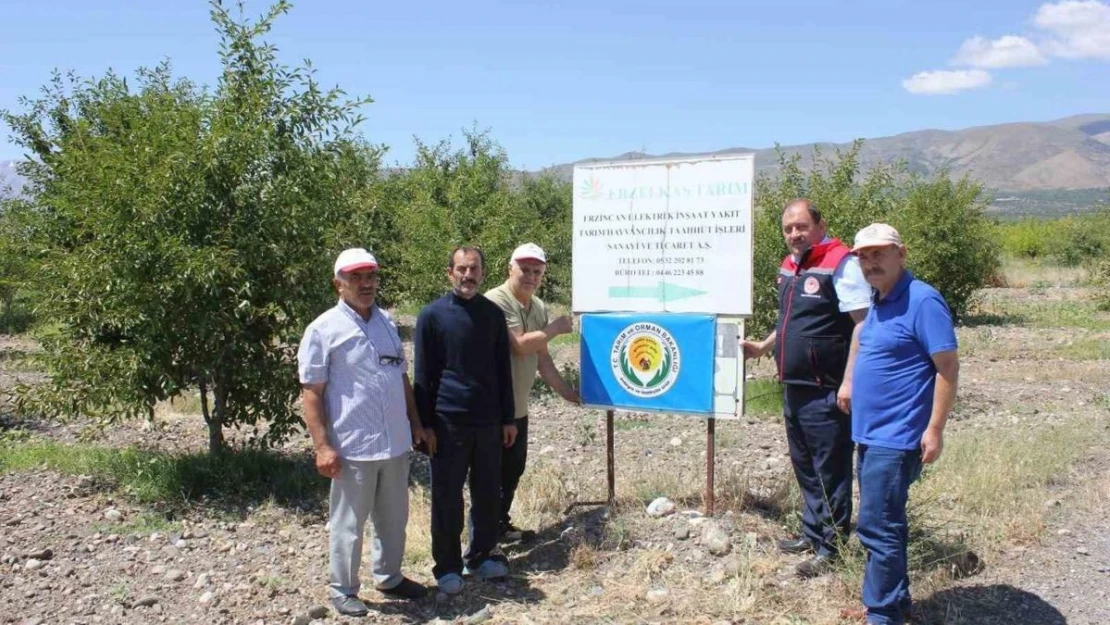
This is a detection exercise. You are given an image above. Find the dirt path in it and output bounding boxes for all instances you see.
[916,511,1110,625]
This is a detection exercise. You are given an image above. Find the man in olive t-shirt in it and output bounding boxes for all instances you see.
[485,243,580,542]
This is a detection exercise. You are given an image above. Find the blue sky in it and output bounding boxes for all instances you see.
[1,0,1107,169]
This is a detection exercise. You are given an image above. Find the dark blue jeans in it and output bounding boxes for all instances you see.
[430,422,502,580]
[856,444,923,625]
[783,385,854,556]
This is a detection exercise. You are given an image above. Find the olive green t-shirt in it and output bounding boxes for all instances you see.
[485,281,548,419]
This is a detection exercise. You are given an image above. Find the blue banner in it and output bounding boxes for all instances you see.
[580,313,715,414]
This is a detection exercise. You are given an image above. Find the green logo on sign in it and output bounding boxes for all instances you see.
[611,323,680,398]
[578,176,604,200]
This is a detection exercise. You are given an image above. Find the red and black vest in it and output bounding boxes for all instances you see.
[774,238,856,389]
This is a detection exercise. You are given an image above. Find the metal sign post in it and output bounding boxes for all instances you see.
[564,409,615,513]
[570,153,755,518]
[706,416,716,516]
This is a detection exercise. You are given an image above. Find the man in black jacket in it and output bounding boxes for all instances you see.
[741,199,870,578]
[414,246,517,595]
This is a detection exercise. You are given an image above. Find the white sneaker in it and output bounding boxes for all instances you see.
[436,572,464,595]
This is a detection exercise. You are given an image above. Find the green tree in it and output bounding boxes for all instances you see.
[518,173,573,304]
[0,199,35,332]
[750,142,998,336]
[2,0,380,453]
[751,141,900,335]
[381,130,553,305]
[896,173,1000,320]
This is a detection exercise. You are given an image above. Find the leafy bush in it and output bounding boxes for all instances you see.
[1,1,378,453]
[1093,258,1110,311]
[896,175,1000,322]
[377,132,572,307]
[996,207,1110,266]
[1048,210,1110,267]
[0,201,35,333]
[751,142,998,336]
[998,218,1052,260]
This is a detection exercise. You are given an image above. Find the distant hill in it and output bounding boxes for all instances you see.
[543,114,1110,215]
[4,115,1109,214]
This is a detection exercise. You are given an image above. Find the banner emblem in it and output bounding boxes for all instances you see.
[611,322,681,397]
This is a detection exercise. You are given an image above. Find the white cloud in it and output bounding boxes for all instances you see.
[902,69,993,95]
[951,35,1047,67]
[1034,0,1110,60]
[904,0,1108,96]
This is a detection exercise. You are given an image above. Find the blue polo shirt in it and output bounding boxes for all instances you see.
[851,271,958,451]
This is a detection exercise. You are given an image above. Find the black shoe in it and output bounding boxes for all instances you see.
[500,523,537,543]
[379,577,426,600]
[795,553,837,579]
[777,537,815,555]
[332,594,370,616]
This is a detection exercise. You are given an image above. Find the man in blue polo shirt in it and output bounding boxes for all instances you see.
[843,224,960,625]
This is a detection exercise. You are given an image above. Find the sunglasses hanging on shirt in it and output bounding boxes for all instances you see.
[374,313,405,367]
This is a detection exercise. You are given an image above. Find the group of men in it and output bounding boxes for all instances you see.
[296,196,959,625]
[743,198,959,625]
[296,243,578,616]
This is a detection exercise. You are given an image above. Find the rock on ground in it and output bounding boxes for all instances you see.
[646,497,676,517]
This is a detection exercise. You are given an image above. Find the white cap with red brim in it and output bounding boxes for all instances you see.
[333,248,379,277]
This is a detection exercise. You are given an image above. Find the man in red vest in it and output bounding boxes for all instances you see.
[742,198,870,578]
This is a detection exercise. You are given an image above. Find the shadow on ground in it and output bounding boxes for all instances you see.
[915,584,1066,625]
[344,506,615,623]
[507,505,614,575]
[961,311,1028,328]
[356,572,548,625]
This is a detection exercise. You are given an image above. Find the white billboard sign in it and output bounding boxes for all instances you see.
[571,153,755,315]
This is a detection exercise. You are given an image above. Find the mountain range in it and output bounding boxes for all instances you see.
[545,114,1110,214]
[4,114,1109,214]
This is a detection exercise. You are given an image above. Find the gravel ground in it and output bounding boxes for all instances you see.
[3,288,1110,624]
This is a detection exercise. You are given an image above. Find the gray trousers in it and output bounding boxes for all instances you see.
[329,454,409,598]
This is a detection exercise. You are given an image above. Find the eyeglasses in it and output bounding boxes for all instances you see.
[379,355,404,367]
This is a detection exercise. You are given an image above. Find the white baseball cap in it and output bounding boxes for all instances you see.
[333,248,379,277]
[852,223,904,252]
[510,242,547,264]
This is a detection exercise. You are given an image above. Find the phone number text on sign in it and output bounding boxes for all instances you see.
[572,154,755,315]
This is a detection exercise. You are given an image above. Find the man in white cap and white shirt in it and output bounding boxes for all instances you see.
[484,243,578,542]
[297,248,434,616]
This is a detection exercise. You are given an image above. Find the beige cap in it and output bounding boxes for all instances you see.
[510,242,547,264]
[852,223,904,252]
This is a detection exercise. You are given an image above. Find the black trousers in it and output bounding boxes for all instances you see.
[430,421,502,579]
[500,416,529,527]
[783,384,854,557]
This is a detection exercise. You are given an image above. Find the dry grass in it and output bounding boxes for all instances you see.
[156,391,205,417]
[999,257,1087,288]
[1052,334,1110,360]
[403,485,433,568]
[913,418,1108,547]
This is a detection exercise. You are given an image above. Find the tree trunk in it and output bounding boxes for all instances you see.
[199,379,224,455]
[1,293,11,331]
